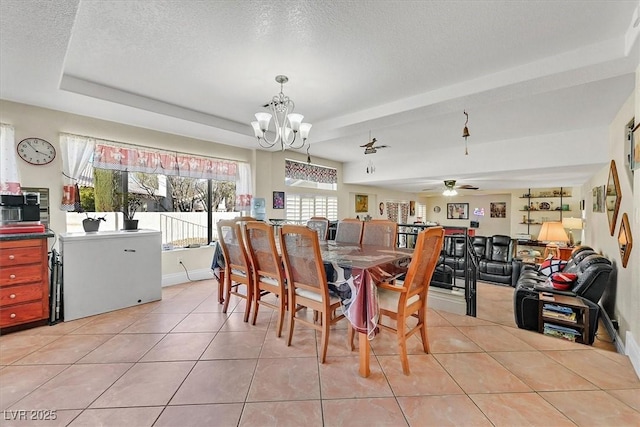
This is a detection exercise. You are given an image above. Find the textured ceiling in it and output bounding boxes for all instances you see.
[1,0,639,194]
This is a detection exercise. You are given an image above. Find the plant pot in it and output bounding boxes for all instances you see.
[82,218,101,232]
[123,219,138,230]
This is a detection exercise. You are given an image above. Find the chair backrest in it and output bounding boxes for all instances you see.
[471,236,487,259]
[571,254,613,303]
[486,235,515,262]
[244,221,284,284]
[361,220,397,247]
[403,227,446,297]
[278,224,329,301]
[306,217,330,241]
[335,219,364,244]
[216,219,251,274]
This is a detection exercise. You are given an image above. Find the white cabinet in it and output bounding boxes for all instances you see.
[60,230,162,321]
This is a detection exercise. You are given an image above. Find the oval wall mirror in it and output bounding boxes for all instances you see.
[606,160,621,236]
[618,213,632,268]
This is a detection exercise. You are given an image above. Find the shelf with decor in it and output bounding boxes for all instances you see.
[519,187,572,236]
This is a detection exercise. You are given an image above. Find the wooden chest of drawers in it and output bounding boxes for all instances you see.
[0,238,49,329]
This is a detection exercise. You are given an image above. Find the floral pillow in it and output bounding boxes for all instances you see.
[539,257,567,276]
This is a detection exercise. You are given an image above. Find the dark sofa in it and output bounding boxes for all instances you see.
[478,235,520,286]
[436,234,520,286]
[513,247,613,344]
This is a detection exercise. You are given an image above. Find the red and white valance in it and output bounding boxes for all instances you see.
[285,159,337,184]
[93,142,238,181]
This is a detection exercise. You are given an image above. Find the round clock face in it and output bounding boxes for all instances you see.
[17,138,56,165]
[433,206,441,213]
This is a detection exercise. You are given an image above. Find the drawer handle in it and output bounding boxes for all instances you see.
[124,249,136,252]
[9,274,16,279]
[9,294,16,299]
[10,313,16,319]
[8,255,15,260]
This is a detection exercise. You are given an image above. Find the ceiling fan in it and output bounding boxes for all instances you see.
[421,180,480,194]
[360,132,389,154]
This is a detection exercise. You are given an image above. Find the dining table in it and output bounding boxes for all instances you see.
[212,233,414,377]
[321,241,413,377]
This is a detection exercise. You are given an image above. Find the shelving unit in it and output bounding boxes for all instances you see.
[518,187,572,236]
[538,292,589,344]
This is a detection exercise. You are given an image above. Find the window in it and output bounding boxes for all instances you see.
[62,134,248,246]
[415,203,426,222]
[285,194,338,223]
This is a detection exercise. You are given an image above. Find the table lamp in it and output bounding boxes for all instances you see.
[537,221,569,258]
[562,217,584,247]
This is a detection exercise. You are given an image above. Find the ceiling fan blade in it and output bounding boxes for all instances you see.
[458,184,479,190]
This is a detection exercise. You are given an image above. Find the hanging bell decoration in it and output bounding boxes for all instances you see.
[462,110,470,155]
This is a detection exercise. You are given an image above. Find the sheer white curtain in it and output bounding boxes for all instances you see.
[60,133,95,211]
[235,162,253,212]
[0,124,21,195]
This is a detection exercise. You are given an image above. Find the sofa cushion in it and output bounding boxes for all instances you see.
[539,258,566,276]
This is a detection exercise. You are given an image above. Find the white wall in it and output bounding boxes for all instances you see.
[583,83,638,366]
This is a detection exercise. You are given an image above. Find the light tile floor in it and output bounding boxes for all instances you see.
[1,280,638,426]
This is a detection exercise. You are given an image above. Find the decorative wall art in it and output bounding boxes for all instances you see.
[355,194,368,213]
[592,185,605,213]
[272,191,285,209]
[490,202,506,218]
[632,123,640,171]
[409,200,415,216]
[447,203,469,220]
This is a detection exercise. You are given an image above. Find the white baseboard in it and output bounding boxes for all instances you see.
[625,331,640,379]
[428,287,466,315]
[162,269,214,287]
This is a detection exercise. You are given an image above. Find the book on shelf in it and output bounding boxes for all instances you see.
[542,310,577,323]
[542,303,574,314]
[543,323,580,341]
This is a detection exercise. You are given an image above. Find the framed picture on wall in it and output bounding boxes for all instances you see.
[490,202,506,218]
[409,200,415,216]
[447,203,469,220]
[273,191,285,209]
[355,194,368,213]
[633,122,640,171]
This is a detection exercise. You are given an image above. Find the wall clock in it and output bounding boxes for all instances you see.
[433,206,441,213]
[17,138,56,165]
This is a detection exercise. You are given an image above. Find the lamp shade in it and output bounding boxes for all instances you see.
[538,221,569,243]
[562,217,583,230]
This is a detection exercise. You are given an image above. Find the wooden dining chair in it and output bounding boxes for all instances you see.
[216,219,253,322]
[373,226,445,374]
[278,224,346,363]
[335,219,364,244]
[361,220,398,247]
[306,216,330,240]
[243,221,287,337]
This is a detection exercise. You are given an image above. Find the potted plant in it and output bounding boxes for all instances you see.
[82,214,106,232]
[122,195,142,230]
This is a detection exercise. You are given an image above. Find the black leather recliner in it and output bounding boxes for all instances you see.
[478,235,519,286]
[513,252,612,344]
[441,234,467,277]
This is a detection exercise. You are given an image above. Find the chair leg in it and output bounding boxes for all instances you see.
[275,292,285,338]
[243,283,252,323]
[397,316,410,375]
[287,299,295,346]
[217,270,225,304]
[252,288,260,326]
[320,312,330,363]
[222,274,231,314]
[418,308,430,353]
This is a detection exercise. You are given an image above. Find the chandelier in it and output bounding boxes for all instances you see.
[250,75,312,150]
